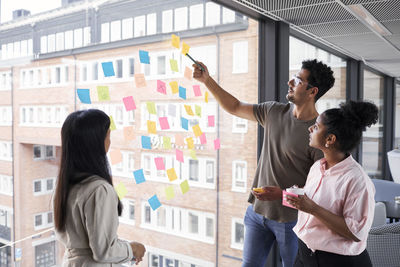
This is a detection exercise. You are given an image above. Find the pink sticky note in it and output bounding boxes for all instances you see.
[154,157,165,170]
[193,85,202,96]
[199,133,207,144]
[122,96,136,111]
[176,149,184,163]
[282,190,298,209]
[159,117,170,130]
[157,80,167,95]
[208,115,215,127]
[214,138,220,150]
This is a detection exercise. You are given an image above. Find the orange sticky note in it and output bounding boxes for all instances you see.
[110,149,122,165]
[205,91,209,103]
[134,73,146,88]
[175,134,184,147]
[147,120,157,134]
[184,105,194,116]
[186,137,194,149]
[170,81,179,94]
[181,42,190,55]
[123,126,135,141]
[167,168,178,181]
[184,66,192,80]
[192,124,202,137]
[171,34,180,49]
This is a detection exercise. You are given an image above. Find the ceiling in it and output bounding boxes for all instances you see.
[231,0,400,78]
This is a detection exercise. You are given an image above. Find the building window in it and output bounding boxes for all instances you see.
[101,22,110,43]
[188,212,198,234]
[162,10,173,33]
[231,218,245,250]
[0,175,13,196]
[232,41,248,73]
[129,58,135,77]
[111,20,122,42]
[56,32,64,51]
[74,28,83,48]
[35,241,56,267]
[33,145,55,160]
[232,116,248,133]
[92,62,98,80]
[33,178,56,195]
[206,2,220,26]
[232,161,247,192]
[47,34,55,53]
[206,217,214,238]
[120,199,135,225]
[122,18,133,39]
[205,160,214,184]
[40,36,47,53]
[189,160,199,182]
[116,59,123,78]
[34,212,54,230]
[83,26,91,46]
[190,4,204,29]
[157,56,166,75]
[134,16,145,37]
[223,7,236,24]
[146,13,157,35]
[65,30,73,49]
[174,7,188,31]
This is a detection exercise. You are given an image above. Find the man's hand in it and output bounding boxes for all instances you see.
[286,194,317,214]
[130,241,146,265]
[192,62,210,84]
[252,186,282,201]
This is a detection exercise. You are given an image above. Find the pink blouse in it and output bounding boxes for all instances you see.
[292,155,375,255]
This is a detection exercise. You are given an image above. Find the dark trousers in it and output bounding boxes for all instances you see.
[294,239,372,267]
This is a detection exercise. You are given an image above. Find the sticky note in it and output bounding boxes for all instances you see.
[109,149,122,165]
[148,194,162,211]
[122,96,136,111]
[139,50,150,64]
[167,168,178,181]
[208,115,215,127]
[165,186,175,200]
[157,80,167,95]
[109,116,116,131]
[169,81,179,94]
[154,157,165,170]
[181,42,190,55]
[193,85,202,96]
[179,86,186,100]
[195,105,201,117]
[186,137,194,149]
[170,59,179,72]
[101,62,115,77]
[158,117,170,130]
[134,73,146,88]
[181,117,188,130]
[214,138,220,150]
[184,66,192,80]
[77,89,91,104]
[115,182,127,200]
[180,180,190,194]
[176,149,184,163]
[146,102,157,115]
[123,126,135,141]
[192,124,202,137]
[205,91,209,103]
[171,34,180,48]
[147,120,157,134]
[184,105,194,116]
[199,133,207,144]
[175,134,184,147]
[190,149,197,160]
[168,104,177,117]
[141,136,152,149]
[163,136,171,149]
[97,86,110,101]
[133,169,146,184]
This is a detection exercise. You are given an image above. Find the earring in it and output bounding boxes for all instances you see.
[325,144,329,148]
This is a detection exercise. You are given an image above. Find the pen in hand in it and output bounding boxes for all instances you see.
[185,53,205,72]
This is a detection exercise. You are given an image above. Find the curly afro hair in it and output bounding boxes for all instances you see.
[301,59,335,101]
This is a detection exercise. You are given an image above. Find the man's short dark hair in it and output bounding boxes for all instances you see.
[301,59,335,101]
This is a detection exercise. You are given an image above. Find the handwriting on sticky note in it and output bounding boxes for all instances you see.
[147,120,157,134]
[176,149,184,163]
[195,105,201,117]
[141,136,152,149]
[77,89,91,104]
[163,136,171,149]
[139,50,150,64]
[180,180,190,194]
[169,81,179,94]
[122,96,136,111]
[181,42,190,55]
[167,168,178,181]
[184,105,194,116]
[134,73,146,88]
[97,86,110,101]
[192,124,202,137]
[193,85,202,96]
[186,137,194,149]
[146,102,157,115]
[154,157,165,170]
[157,80,167,94]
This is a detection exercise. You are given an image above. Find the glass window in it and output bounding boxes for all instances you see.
[362,70,384,178]
[48,34,55,53]
[35,241,56,267]
[122,18,133,39]
[157,56,166,75]
[116,59,123,78]
[83,26,91,46]
[74,28,83,48]
[188,212,198,234]
[189,160,199,181]
[20,39,28,56]
[111,20,122,41]
[47,179,54,191]
[40,36,48,54]
[65,30,73,49]
[223,7,235,24]
[206,217,214,238]
[235,221,244,243]
[101,22,110,43]
[35,215,42,226]
[162,10,173,33]
[56,32,64,51]
[134,16,145,37]
[34,181,41,193]
[190,4,204,29]
[129,58,135,77]
[174,7,188,31]
[206,2,220,26]
[147,13,157,35]
[92,62,98,80]
[232,41,248,73]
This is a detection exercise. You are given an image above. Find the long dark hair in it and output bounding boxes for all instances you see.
[54,109,122,232]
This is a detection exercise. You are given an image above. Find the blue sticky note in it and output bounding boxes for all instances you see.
[181,117,188,130]
[141,136,152,149]
[139,50,150,64]
[148,194,162,211]
[77,89,91,104]
[179,86,186,100]
[133,169,146,184]
[101,62,115,77]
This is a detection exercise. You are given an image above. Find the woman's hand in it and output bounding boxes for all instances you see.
[252,186,282,201]
[286,193,317,214]
[130,242,146,265]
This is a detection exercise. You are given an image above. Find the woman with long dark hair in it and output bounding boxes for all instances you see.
[287,101,378,267]
[54,109,145,266]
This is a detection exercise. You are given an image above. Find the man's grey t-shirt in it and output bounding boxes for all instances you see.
[249,101,323,223]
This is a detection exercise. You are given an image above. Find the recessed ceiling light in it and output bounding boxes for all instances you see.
[348,4,392,36]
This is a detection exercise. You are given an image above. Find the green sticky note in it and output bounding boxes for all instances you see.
[170,59,179,72]
[146,102,157,115]
[163,136,171,149]
[190,149,197,160]
[195,105,201,117]
[109,116,116,131]
[115,182,128,200]
[180,179,190,194]
[165,185,175,200]
[97,86,110,101]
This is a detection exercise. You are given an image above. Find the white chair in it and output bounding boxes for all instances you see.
[387,149,400,184]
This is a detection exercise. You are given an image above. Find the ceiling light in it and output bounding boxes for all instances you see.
[347,4,392,36]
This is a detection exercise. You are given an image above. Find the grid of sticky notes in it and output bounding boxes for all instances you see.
[78,35,221,212]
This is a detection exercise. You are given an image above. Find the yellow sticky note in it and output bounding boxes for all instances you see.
[169,81,179,94]
[195,105,201,117]
[97,86,110,101]
[171,34,180,49]
[134,73,147,88]
[170,59,179,72]
[109,116,116,131]
[146,102,157,115]
[165,185,175,200]
[184,66,193,80]
[115,182,128,200]
[192,124,202,137]
[163,136,171,149]
[109,149,122,165]
[180,180,190,194]
[186,137,194,149]
[184,105,194,116]
[167,168,178,181]
[147,120,157,134]
[205,91,209,103]
[190,149,197,160]
[123,126,135,141]
[181,42,190,55]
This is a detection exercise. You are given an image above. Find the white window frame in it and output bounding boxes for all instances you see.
[101,22,110,43]
[222,7,236,24]
[122,18,133,39]
[134,16,146,37]
[231,217,245,250]
[174,7,188,31]
[120,198,135,225]
[110,20,122,42]
[190,4,204,29]
[0,106,12,126]
[0,175,13,196]
[110,150,135,178]
[0,141,12,161]
[33,145,55,160]
[232,160,247,193]
[65,30,73,49]
[33,177,56,196]
[162,10,173,33]
[33,211,54,230]
[232,116,248,133]
[146,13,157,35]
[74,28,83,48]
[206,2,220,26]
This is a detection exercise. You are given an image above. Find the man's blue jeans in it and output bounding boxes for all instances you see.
[242,205,298,267]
